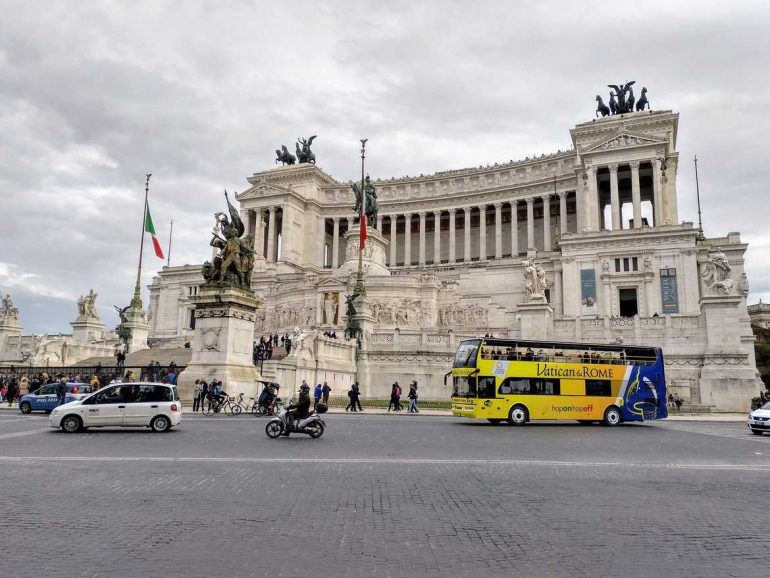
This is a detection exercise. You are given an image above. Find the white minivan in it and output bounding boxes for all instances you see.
[49,382,182,433]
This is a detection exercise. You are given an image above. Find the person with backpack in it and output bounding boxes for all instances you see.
[345,385,356,412]
[321,381,331,405]
[313,383,323,410]
[388,382,402,413]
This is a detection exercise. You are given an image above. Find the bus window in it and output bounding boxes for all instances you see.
[454,339,481,368]
[531,379,560,395]
[453,376,477,398]
[477,377,496,399]
[586,380,612,396]
[499,377,560,395]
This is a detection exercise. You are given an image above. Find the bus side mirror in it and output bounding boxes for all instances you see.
[444,371,451,386]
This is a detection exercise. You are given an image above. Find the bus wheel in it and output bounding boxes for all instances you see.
[603,406,622,427]
[487,418,503,425]
[508,405,528,426]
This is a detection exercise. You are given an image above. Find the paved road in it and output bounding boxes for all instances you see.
[1,412,769,577]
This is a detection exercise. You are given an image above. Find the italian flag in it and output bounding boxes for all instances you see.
[145,204,164,259]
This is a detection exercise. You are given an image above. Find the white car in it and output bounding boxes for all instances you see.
[49,382,182,433]
[747,402,770,435]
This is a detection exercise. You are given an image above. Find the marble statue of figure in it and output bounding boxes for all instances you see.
[701,248,734,294]
[522,260,547,302]
[323,293,336,325]
[738,272,749,297]
[0,294,19,322]
[77,289,100,319]
[288,327,316,360]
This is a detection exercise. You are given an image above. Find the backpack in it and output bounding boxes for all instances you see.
[395,386,402,397]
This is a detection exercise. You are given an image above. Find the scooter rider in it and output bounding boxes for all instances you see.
[284,383,311,435]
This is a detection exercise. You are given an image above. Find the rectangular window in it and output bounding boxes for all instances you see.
[188,309,196,330]
[477,376,496,399]
[499,377,560,395]
[585,380,612,396]
[615,258,621,273]
[623,257,630,272]
[632,257,638,271]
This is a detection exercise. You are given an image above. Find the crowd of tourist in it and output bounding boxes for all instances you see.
[253,334,293,364]
[480,345,633,365]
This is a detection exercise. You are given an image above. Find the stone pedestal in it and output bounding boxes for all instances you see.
[339,226,390,277]
[698,294,761,411]
[177,284,262,403]
[0,316,22,359]
[349,293,378,398]
[518,301,553,341]
[121,304,150,353]
[70,317,105,343]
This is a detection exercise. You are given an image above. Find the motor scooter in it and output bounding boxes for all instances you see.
[265,402,327,438]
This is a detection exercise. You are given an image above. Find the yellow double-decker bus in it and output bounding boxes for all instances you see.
[450,338,666,426]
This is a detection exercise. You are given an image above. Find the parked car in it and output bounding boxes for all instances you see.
[748,402,770,435]
[19,383,92,414]
[49,382,182,433]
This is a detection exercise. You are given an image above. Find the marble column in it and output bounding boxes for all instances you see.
[418,211,426,265]
[652,159,662,226]
[448,209,457,263]
[266,207,277,262]
[666,157,679,225]
[463,207,472,262]
[389,215,398,267]
[542,194,552,252]
[609,163,620,230]
[433,210,441,264]
[331,217,340,269]
[554,269,563,316]
[253,209,265,258]
[630,161,642,228]
[558,192,568,235]
[494,203,502,259]
[404,213,412,266]
[376,214,383,232]
[479,205,487,260]
[586,166,597,231]
[526,198,535,250]
[510,201,518,257]
[317,216,326,266]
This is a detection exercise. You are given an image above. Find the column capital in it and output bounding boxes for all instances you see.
[557,190,567,199]
[629,160,641,170]
[463,206,472,214]
[510,199,518,208]
[608,163,619,173]
[432,209,442,216]
[479,205,487,213]
[418,211,427,219]
[541,193,552,201]
[404,212,413,220]
[448,207,457,215]
[332,216,340,224]
[525,197,534,206]
[493,202,503,209]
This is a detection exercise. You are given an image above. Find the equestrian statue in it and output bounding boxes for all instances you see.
[351,174,379,228]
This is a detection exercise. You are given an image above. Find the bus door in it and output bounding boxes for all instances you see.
[475,376,502,417]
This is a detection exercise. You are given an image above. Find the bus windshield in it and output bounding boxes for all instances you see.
[454,339,480,368]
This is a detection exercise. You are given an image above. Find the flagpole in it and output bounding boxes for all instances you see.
[355,139,367,297]
[694,155,704,239]
[131,173,151,308]
[167,218,173,268]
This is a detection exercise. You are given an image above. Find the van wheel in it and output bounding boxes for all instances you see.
[61,415,82,433]
[151,415,171,432]
[508,405,528,426]
[19,402,31,414]
[751,429,765,436]
[603,406,622,426]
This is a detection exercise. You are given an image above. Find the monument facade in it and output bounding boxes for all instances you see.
[148,106,761,410]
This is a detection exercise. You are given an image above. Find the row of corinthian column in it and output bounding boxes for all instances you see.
[323,193,571,268]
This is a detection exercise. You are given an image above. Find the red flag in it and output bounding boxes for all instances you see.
[360,214,367,250]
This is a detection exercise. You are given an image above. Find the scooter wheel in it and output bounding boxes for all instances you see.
[265,420,283,438]
[308,422,325,439]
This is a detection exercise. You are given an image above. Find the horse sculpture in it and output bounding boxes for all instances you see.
[275,145,296,165]
[296,135,317,164]
[636,87,650,111]
[608,92,618,115]
[626,85,636,112]
[596,95,610,117]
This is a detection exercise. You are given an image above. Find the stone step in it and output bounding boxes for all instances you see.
[672,404,716,414]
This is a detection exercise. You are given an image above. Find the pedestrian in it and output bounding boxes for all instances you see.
[667,393,674,409]
[388,382,400,413]
[313,383,322,410]
[90,375,100,391]
[285,337,292,356]
[55,375,67,406]
[674,395,683,411]
[201,380,210,412]
[407,380,419,413]
[345,385,356,412]
[0,383,5,403]
[352,381,362,411]
[6,377,19,407]
[321,381,331,405]
[267,342,273,360]
[193,380,202,412]
[19,375,29,397]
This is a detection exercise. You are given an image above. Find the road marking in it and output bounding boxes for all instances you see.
[0,428,50,440]
[0,455,768,470]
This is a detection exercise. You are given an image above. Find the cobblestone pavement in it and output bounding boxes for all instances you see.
[1,412,769,577]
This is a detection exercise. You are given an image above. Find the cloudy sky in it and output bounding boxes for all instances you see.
[1,0,769,333]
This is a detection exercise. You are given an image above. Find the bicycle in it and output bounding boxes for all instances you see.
[232,393,257,416]
[202,394,239,416]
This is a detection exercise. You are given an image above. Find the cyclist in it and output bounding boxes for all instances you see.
[211,380,226,410]
[284,383,311,435]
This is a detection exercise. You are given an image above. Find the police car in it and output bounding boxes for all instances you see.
[49,382,182,433]
[19,383,92,414]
